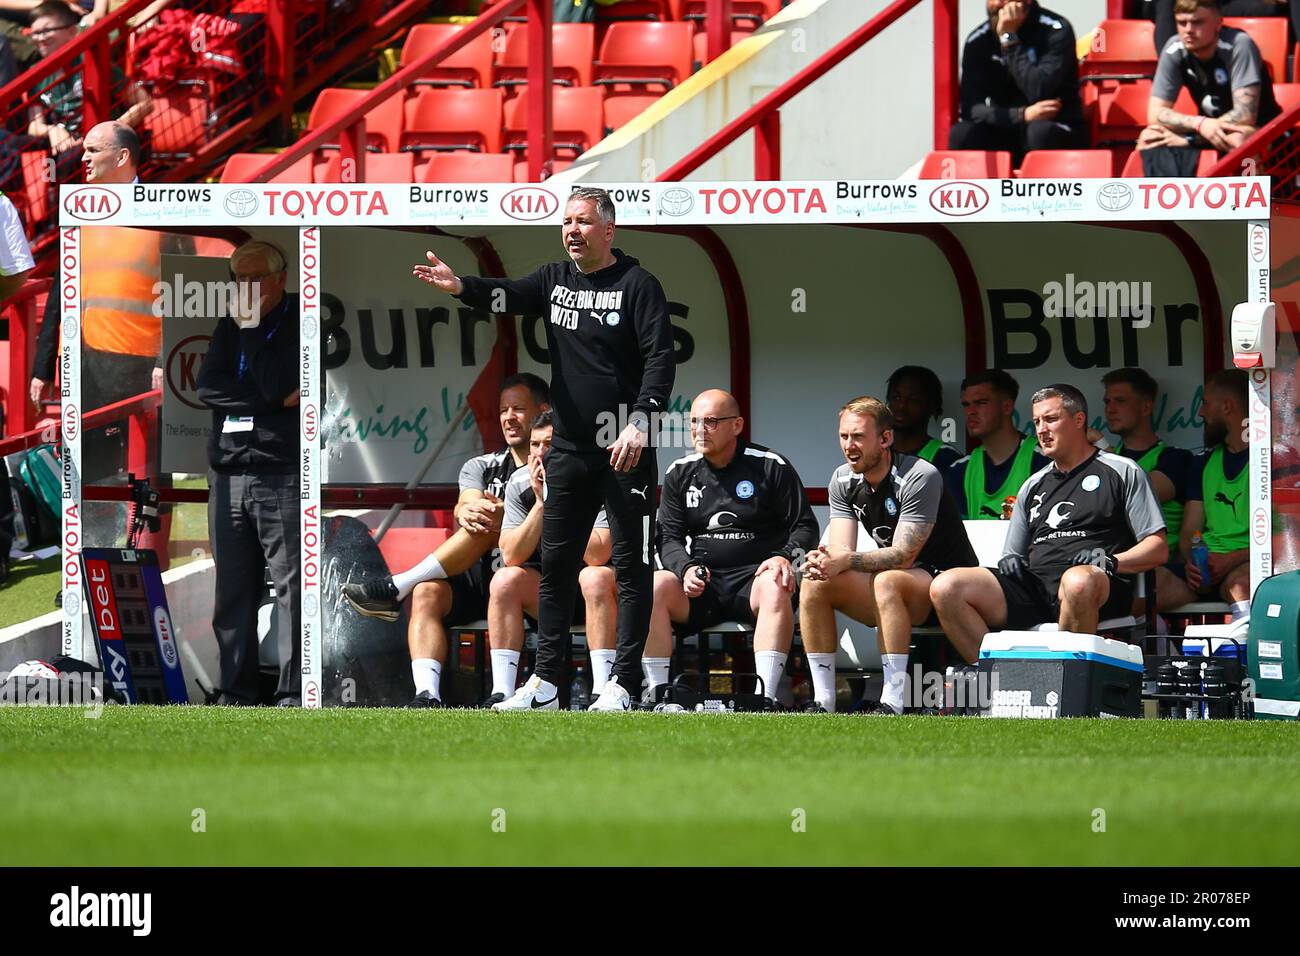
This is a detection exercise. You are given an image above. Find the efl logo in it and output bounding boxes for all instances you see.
[929,181,988,217]
[62,401,79,442]
[154,606,179,669]
[63,187,121,222]
[1253,506,1268,546]
[501,186,557,221]
[303,402,318,442]
[166,335,212,411]
[1250,223,1267,263]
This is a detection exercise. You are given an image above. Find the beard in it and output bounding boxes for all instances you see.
[1204,416,1228,447]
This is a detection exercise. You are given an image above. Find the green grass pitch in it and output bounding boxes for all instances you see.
[2,708,1298,866]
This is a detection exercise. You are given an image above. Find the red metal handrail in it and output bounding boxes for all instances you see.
[1206,97,1300,196]
[252,0,562,184]
[2,277,51,436]
[657,0,957,181]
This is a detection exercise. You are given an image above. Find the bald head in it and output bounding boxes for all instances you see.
[83,122,140,185]
[693,389,740,417]
[689,388,744,465]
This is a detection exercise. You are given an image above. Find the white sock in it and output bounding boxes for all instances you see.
[1231,601,1250,622]
[807,652,837,712]
[490,649,521,696]
[754,650,787,701]
[412,658,441,699]
[392,554,447,601]
[881,653,908,714]
[642,656,670,694]
[589,649,616,693]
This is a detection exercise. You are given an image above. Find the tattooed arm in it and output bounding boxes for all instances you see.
[845,521,933,574]
[1220,83,1260,125]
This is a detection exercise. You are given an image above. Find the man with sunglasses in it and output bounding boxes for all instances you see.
[196,240,302,706]
[647,389,819,706]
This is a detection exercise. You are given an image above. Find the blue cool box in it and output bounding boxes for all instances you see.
[978,633,1144,719]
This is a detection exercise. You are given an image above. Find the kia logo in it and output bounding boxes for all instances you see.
[304,680,320,706]
[1253,507,1268,546]
[167,334,212,411]
[303,403,318,442]
[62,402,79,441]
[1250,223,1267,263]
[929,181,988,217]
[501,186,557,221]
[63,187,121,222]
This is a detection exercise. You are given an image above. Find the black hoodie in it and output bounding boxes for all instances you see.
[457,249,675,453]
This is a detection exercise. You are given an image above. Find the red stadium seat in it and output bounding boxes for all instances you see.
[145,91,208,157]
[495,22,594,90]
[219,152,314,183]
[1223,17,1287,82]
[504,86,606,159]
[400,23,496,89]
[918,150,1013,179]
[1079,19,1157,81]
[1094,81,1195,146]
[693,29,752,64]
[317,151,415,182]
[594,0,674,23]
[594,22,695,93]
[604,93,664,130]
[401,88,504,154]
[680,0,782,30]
[1017,149,1114,178]
[306,87,406,153]
[1273,82,1300,116]
[419,152,515,182]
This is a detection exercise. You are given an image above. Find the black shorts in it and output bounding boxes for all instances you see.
[993,569,1135,630]
[443,562,490,627]
[677,564,798,634]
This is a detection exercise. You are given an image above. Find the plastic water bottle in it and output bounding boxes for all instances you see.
[1190,533,1212,595]
[1174,663,1198,719]
[569,665,589,711]
[1156,662,1178,719]
[1203,662,1228,719]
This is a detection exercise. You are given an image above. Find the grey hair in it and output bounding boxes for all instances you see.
[231,239,288,275]
[1030,383,1088,419]
[567,187,616,225]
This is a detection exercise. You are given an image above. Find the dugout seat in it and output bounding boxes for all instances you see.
[918,150,1013,179]
[494,22,595,91]
[401,23,496,89]
[680,0,783,30]
[219,152,314,183]
[1078,19,1157,83]
[316,150,415,183]
[401,88,505,154]
[1272,82,1300,116]
[1118,147,1218,177]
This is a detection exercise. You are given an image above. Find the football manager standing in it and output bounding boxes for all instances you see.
[413,187,675,712]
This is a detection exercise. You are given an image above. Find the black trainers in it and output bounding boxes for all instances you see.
[479,692,506,709]
[276,695,302,707]
[863,701,904,716]
[406,690,443,709]
[342,577,401,622]
[802,701,829,714]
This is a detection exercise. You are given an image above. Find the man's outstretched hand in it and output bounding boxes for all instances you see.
[412,251,464,296]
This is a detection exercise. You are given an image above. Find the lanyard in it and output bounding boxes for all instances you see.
[236,310,283,383]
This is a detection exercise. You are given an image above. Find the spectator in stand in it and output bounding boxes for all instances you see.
[0,0,42,70]
[0,193,35,585]
[1147,0,1299,56]
[23,1,152,179]
[1139,0,1279,176]
[0,33,16,86]
[949,0,1087,161]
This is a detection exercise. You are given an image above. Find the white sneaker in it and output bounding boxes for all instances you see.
[588,679,631,712]
[491,675,559,711]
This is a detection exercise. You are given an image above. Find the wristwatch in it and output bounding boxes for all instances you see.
[1000,31,1019,47]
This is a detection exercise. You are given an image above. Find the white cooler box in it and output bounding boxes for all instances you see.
[978,632,1145,719]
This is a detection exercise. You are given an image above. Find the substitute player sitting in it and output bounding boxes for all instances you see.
[931,385,1167,660]
[489,411,618,709]
[800,396,978,715]
[648,389,819,706]
[342,374,549,708]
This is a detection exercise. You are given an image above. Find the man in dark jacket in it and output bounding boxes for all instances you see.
[949,0,1087,161]
[196,239,301,706]
[413,186,675,712]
